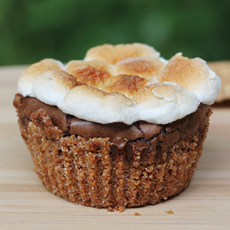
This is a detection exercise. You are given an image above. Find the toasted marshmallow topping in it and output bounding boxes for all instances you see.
[58,85,137,124]
[208,61,230,102]
[133,82,200,124]
[160,53,221,105]
[18,43,221,125]
[18,59,64,97]
[32,70,78,105]
[84,43,160,65]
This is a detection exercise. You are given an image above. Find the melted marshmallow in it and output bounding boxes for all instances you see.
[17,43,221,125]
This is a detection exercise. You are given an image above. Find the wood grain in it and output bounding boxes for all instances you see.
[0,66,230,230]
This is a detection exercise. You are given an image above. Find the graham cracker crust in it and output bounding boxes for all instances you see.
[13,94,212,211]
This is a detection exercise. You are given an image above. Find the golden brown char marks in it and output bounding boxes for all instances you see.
[117,57,164,80]
[67,60,112,89]
[104,74,149,98]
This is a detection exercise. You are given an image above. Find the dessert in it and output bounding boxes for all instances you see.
[208,61,230,106]
[13,43,221,211]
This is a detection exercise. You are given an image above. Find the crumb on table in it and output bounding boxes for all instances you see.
[134,212,141,216]
[166,210,174,214]
[114,206,125,212]
[107,207,114,212]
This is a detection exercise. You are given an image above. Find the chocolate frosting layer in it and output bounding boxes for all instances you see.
[17,95,209,147]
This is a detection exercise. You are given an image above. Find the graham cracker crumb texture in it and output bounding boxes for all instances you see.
[13,94,211,210]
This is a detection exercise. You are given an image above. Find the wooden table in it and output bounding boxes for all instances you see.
[0,66,230,230]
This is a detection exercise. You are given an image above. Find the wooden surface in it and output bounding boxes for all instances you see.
[0,66,230,230]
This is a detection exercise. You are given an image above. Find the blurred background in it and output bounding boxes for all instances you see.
[0,0,230,66]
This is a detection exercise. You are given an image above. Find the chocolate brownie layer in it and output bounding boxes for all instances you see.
[15,94,209,147]
[212,100,230,108]
[13,94,212,211]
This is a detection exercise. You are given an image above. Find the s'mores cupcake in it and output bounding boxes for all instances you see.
[14,43,221,211]
[208,61,230,106]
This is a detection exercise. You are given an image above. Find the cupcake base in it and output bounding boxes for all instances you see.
[14,94,212,211]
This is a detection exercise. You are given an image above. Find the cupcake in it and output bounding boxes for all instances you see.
[13,43,221,211]
[208,61,230,106]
